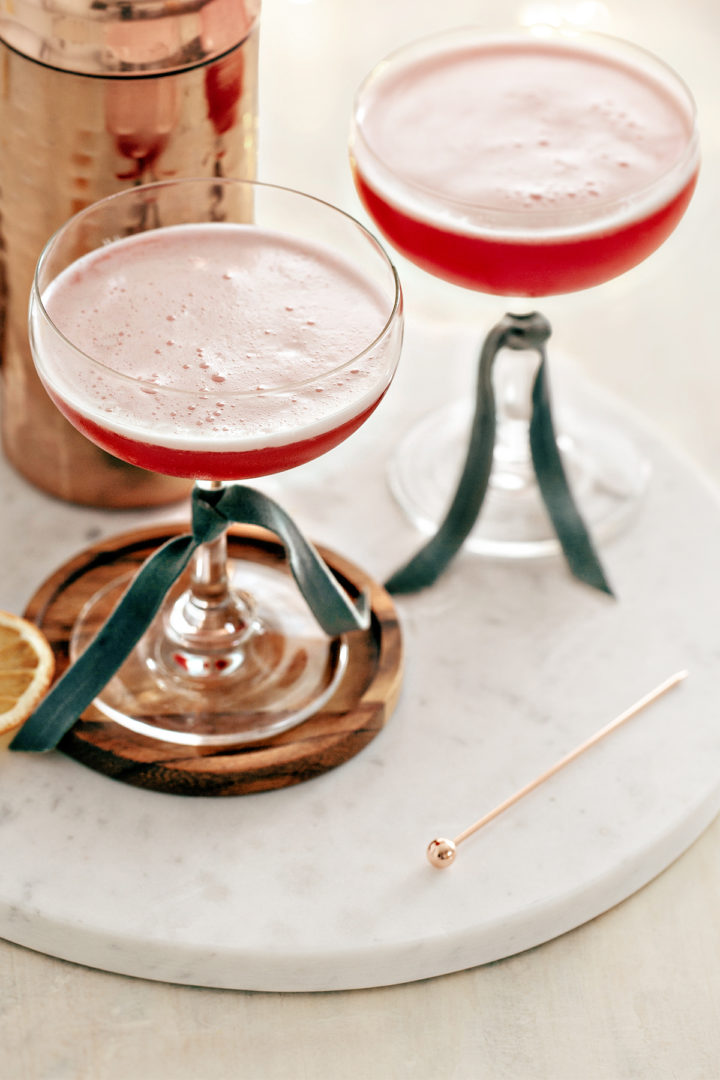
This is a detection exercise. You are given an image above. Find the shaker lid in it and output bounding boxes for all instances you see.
[0,0,260,75]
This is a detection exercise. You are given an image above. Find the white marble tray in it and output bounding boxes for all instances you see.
[1,322,719,991]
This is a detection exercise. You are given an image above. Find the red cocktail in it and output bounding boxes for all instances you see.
[30,179,403,744]
[34,219,398,481]
[350,28,699,557]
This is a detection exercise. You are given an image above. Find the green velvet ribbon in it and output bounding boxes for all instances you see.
[10,484,370,753]
[385,312,614,598]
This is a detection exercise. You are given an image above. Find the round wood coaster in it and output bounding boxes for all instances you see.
[24,524,403,797]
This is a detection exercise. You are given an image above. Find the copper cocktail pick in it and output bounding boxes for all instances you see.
[427,670,689,868]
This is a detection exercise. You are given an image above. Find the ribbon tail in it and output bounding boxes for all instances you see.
[530,358,614,597]
[11,533,198,752]
[384,325,501,594]
[209,485,371,636]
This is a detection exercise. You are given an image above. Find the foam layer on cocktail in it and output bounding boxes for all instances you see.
[351,32,698,295]
[34,223,399,477]
[354,34,696,237]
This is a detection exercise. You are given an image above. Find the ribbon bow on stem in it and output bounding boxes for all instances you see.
[11,484,370,753]
[385,312,614,598]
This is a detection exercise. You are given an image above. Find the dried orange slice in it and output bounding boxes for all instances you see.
[0,611,54,750]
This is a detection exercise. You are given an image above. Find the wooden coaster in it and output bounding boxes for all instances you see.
[24,524,403,797]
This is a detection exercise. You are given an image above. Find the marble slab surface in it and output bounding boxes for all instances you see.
[1,322,719,991]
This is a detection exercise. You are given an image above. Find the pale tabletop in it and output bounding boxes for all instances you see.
[3,0,720,1077]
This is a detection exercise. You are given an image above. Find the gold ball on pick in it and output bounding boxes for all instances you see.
[426,837,456,868]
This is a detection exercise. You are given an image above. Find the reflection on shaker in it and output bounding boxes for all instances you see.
[107,80,179,181]
[203,0,248,140]
[104,12,179,181]
[206,47,246,141]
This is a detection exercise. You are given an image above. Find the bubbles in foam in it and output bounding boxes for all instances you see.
[356,34,695,236]
[41,222,395,453]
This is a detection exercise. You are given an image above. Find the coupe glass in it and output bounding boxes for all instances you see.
[29,178,403,745]
[349,27,699,558]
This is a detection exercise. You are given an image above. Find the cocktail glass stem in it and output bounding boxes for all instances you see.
[491,332,540,495]
[160,480,258,682]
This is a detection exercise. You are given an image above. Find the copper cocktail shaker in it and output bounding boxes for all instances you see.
[0,0,260,506]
